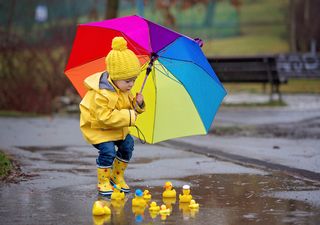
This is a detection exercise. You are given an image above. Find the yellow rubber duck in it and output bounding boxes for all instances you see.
[132,189,147,207]
[149,201,160,211]
[111,184,125,200]
[159,204,170,215]
[92,200,111,216]
[189,199,199,209]
[149,210,159,219]
[111,198,126,215]
[179,184,193,203]
[162,181,176,198]
[160,213,168,221]
[143,189,152,200]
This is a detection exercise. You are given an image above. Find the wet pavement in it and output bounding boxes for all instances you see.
[1,143,320,225]
[0,93,320,224]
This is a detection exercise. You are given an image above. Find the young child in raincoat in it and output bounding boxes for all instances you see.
[79,36,145,196]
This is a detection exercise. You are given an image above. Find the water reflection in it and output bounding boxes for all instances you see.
[92,214,111,225]
[163,197,177,210]
[87,173,320,225]
[131,206,146,222]
[179,202,191,220]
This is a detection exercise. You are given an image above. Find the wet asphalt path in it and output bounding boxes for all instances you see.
[0,117,319,224]
[0,142,320,225]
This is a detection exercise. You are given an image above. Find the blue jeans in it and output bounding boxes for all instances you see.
[93,134,134,167]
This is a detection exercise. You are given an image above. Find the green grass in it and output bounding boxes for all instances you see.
[0,151,12,179]
[240,0,289,25]
[203,34,289,57]
[0,110,40,117]
[223,79,320,94]
[280,79,320,94]
[204,0,289,56]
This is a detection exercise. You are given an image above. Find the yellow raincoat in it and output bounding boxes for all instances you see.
[79,72,145,144]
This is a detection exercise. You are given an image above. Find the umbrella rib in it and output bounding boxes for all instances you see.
[158,56,194,64]
[154,63,183,86]
[151,68,157,144]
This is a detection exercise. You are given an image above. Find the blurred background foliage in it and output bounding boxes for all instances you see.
[0,0,319,113]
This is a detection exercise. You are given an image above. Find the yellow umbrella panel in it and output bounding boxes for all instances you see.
[129,61,206,144]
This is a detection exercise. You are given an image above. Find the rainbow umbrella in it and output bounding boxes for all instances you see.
[65,15,227,144]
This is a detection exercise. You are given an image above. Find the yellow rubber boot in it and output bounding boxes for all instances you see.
[110,157,130,193]
[97,167,113,196]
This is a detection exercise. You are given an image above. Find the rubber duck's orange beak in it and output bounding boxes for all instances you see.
[164,182,172,189]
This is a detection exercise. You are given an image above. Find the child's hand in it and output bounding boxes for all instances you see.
[136,93,144,106]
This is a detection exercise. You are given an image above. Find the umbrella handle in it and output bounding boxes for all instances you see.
[139,53,158,94]
[139,74,148,94]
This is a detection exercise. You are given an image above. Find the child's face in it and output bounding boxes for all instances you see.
[113,76,137,92]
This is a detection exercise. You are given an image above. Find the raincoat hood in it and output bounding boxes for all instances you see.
[84,72,116,93]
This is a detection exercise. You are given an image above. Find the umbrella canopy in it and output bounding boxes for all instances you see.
[65,15,227,144]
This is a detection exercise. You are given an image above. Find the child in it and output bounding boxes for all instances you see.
[79,36,145,196]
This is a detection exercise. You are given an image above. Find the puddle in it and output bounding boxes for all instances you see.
[1,173,319,225]
[16,145,69,152]
[31,168,92,175]
[49,159,93,166]
[266,190,320,208]
[3,144,320,224]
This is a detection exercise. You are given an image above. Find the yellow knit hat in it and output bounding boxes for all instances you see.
[105,37,141,80]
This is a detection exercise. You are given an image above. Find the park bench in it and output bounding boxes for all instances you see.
[208,55,287,101]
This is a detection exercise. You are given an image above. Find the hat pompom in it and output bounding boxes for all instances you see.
[106,36,141,80]
[112,37,127,51]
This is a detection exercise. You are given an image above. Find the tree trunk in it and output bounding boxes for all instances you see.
[203,1,216,27]
[289,0,297,52]
[106,0,119,19]
[7,0,16,38]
